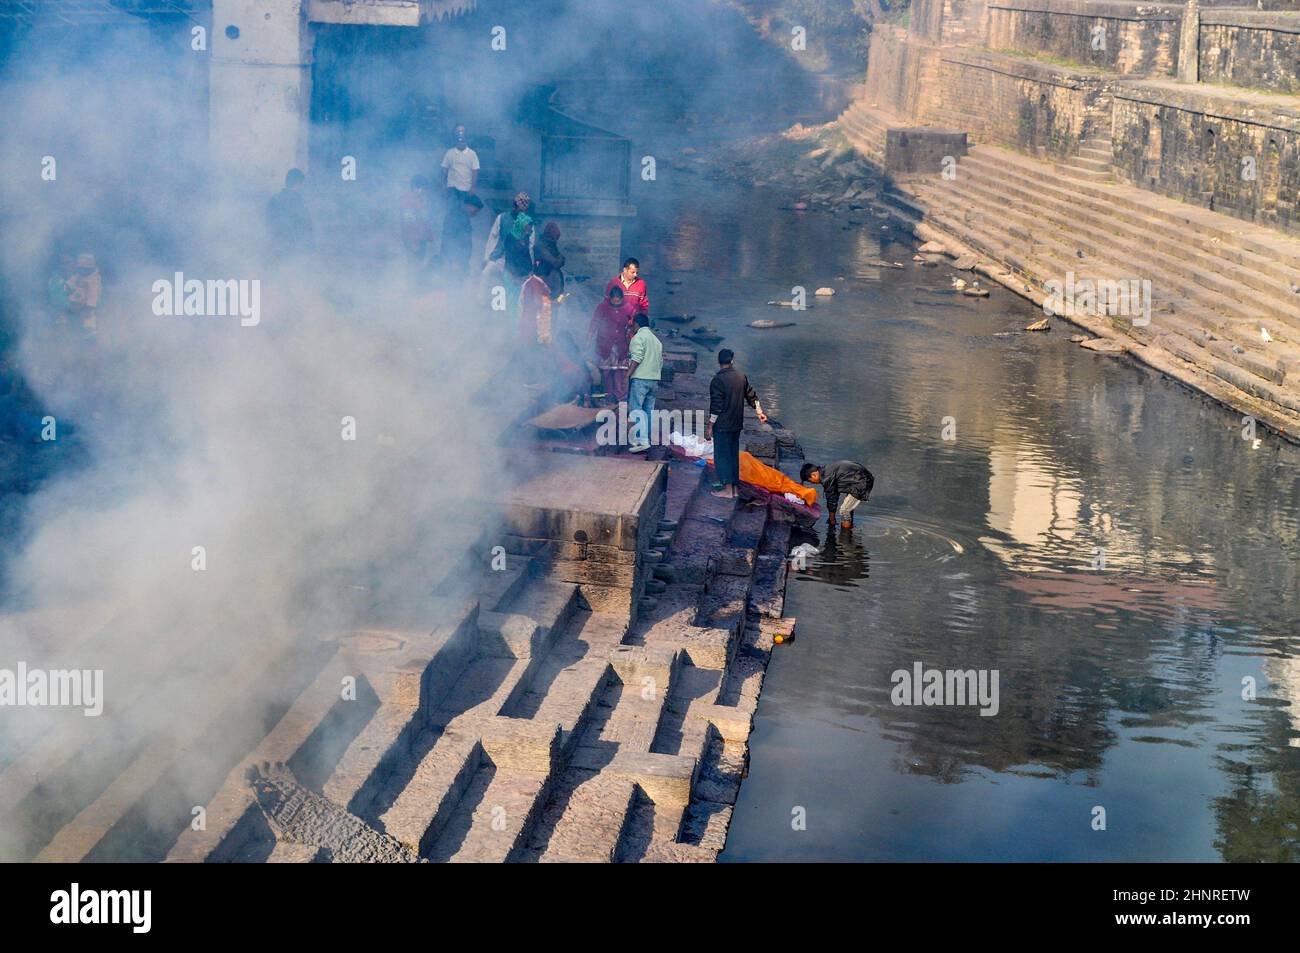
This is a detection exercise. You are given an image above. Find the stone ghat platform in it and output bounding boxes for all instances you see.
[7,360,801,864]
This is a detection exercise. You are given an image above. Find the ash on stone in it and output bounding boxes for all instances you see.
[246,761,425,863]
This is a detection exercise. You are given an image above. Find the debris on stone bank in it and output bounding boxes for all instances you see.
[680,122,885,215]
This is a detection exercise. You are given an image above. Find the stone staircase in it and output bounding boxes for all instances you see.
[1058,133,1113,182]
[902,144,1300,425]
[836,99,1300,433]
[837,98,890,166]
[12,354,798,864]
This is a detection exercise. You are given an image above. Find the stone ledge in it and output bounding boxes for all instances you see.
[1113,79,1300,128]
[1201,10,1300,33]
[941,47,1109,86]
[988,0,1182,21]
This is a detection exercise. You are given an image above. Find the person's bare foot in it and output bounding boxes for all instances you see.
[711,487,736,499]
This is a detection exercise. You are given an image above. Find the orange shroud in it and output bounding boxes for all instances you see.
[706,449,816,506]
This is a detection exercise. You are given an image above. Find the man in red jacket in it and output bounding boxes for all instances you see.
[604,257,649,318]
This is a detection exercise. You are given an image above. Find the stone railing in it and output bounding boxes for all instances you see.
[986,0,1183,76]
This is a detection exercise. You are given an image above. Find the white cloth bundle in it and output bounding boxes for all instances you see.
[668,432,714,457]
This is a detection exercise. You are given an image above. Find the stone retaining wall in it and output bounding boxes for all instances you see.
[866,15,1300,233]
[1199,11,1300,94]
[864,26,939,122]
[1112,81,1300,233]
[930,49,1110,158]
[986,0,1182,76]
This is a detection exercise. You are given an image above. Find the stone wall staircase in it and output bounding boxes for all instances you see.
[838,98,890,166]
[836,98,1300,433]
[1058,132,1114,183]
[902,144,1300,425]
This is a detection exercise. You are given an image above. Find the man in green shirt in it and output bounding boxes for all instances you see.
[626,313,663,453]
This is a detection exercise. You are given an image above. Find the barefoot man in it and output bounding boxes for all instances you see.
[704,348,767,499]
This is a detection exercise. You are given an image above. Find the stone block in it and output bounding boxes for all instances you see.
[479,717,562,774]
[885,127,969,175]
[476,611,546,659]
[608,751,698,806]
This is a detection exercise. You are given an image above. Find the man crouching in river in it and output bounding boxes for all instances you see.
[801,460,874,530]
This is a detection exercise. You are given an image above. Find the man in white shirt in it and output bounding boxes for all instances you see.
[441,124,480,199]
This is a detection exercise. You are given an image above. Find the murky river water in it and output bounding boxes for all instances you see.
[622,153,1300,862]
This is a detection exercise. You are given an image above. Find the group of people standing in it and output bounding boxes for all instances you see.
[484,190,565,309]
[580,261,873,523]
[268,127,874,529]
[398,123,486,279]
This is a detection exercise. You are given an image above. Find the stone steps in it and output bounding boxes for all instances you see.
[18,396,795,863]
[913,193,1300,416]
[321,625,491,818]
[0,616,301,852]
[894,140,1300,418]
[960,146,1300,278]
[531,676,650,861]
[955,149,1300,324]
[837,101,890,162]
[165,649,358,862]
[913,167,1300,376]
[34,642,325,863]
[535,652,691,862]
[535,771,639,862]
[1057,157,1112,180]
[524,613,626,736]
[435,722,559,863]
[916,191,1282,372]
[378,602,624,859]
[374,731,482,855]
[915,166,1300,363]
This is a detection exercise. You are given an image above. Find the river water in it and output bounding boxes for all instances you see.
[618,147,1300,862]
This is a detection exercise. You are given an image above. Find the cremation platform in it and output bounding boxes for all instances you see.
[497,453,667,620]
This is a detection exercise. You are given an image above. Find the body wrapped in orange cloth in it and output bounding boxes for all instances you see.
[667,436,818,510]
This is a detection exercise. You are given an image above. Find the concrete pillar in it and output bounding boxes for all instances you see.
[1176,0,1200,83]
[209,0,313,193]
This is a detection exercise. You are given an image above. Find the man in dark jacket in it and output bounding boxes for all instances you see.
[704,349,767,499]
[534,221,565,298]
[266,168,314,259]
[801,460,875,530]
[441,192,483,279]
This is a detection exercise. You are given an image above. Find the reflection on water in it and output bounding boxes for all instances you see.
[622,159,1300,861]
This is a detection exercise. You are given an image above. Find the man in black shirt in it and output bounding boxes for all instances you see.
[704,349,767,499]
[801,460,875,530]
[441,192,483,279]
[266,168,314,259]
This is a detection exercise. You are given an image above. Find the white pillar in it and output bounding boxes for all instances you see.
[1177,0,1200,84]
[209,0,313,193]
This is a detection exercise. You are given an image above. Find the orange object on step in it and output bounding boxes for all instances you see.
[702,449,816,506]
[738,451,817,505]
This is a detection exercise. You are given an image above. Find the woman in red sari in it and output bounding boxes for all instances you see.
[587,286,635,401]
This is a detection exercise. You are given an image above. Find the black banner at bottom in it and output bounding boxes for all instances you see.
[4,861,1284,941]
